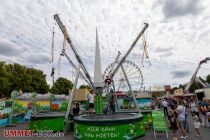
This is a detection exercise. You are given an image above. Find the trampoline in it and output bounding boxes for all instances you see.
[29,112,65,131]
[74,113,145,140]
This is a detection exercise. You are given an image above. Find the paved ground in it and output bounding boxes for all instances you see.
[0,114,209,140]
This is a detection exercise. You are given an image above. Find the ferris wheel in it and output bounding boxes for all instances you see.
[103,60,144,92]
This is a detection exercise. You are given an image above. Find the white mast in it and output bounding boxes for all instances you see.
[94,28,103,88]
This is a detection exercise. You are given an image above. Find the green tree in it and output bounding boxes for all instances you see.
[27,68,49,93]
[0,62,11,97]
[189,81,201,93]
[0,77,9,97]
[79,84,91,89]
[199,76,206,83]
[179,84,185,89]
[50,77,73,95]
[206,75,210,84]
[0,62,49,97]
[188,77,208,93]
[171,87,178,94]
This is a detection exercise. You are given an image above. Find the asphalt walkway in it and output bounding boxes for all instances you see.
[0,113,209,140]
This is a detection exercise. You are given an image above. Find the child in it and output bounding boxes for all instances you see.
[87,90,95,114]
[168,109,178,140]
[73,102,80,116]
[24,106,33,121]
[192,111,201,137]
[24,106,34,129]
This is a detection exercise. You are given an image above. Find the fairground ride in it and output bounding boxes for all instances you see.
[184,57,210,93]
[53,14,149,140]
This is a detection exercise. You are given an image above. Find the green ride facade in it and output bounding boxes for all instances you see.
[74,113,145,140]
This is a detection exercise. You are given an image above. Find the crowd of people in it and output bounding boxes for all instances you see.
[154,96,210,140]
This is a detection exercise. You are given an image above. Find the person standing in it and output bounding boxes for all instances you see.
[176,101,188,139]
[73,102,80,116]
[183,100,190,132]
[24,106,34,129]
[87,89,95,114]
[190,98,197,114]
[168,108,178,140]
[104,76,112,85]
[170,98,178,110]
[24,106,33,121]
[199,99,208,127]
[162,99,168,116]
[109,92,115,114]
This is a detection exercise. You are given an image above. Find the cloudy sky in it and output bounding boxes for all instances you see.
[0,0,210,89]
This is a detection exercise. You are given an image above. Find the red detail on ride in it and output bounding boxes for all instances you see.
[114,91,126,96]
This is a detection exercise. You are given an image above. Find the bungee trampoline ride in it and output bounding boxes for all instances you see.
[29,14,150,140]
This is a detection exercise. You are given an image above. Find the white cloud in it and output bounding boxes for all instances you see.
[161,0,204,18]
[171,70,191,78]
[0,0,210,89]
[0,38,28,56]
